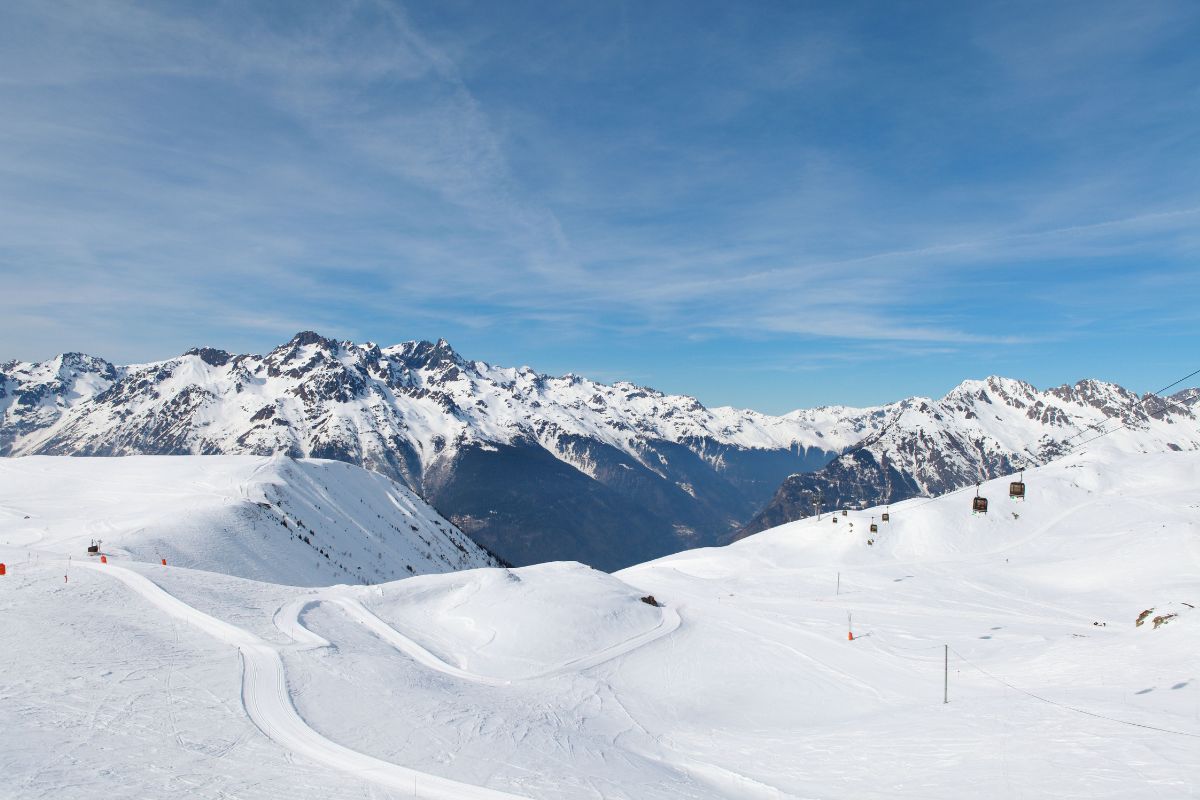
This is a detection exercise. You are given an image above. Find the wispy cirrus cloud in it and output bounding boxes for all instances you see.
[2,0,1198,410]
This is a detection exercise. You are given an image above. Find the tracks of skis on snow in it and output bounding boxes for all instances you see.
[77,560,682,799]
[276,592,683,685]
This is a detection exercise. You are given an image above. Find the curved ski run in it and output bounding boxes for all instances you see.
[320,594,683,684]
[78,562,527,800]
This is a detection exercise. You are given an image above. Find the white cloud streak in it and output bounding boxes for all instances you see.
[1,0,1197,369]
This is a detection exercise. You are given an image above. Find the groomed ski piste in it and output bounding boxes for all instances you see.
[1,446,1198,798]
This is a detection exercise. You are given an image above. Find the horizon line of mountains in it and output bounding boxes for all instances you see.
[4,330,1198,569]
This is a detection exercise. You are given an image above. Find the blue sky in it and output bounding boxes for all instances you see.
[2,0,1198,413]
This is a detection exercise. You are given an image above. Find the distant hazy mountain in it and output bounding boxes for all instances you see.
[1,332,879,568]
[736,376,1200,538]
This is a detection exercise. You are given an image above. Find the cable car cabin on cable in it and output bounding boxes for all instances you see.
[1010,470,1026,500]
[881,512,890,522]
[972,482,988,514]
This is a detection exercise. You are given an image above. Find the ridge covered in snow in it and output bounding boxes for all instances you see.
[0,333,872,462]
[0,455,501,586]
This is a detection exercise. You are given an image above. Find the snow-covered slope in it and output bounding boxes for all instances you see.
[0,455,500,586]
[2,449,1197,798]
[738,375,1200,537]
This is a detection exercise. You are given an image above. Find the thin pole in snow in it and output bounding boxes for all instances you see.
[836,572,840,596]
[944,644,949,704]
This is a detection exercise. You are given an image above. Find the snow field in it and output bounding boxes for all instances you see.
[1,449,1198,798]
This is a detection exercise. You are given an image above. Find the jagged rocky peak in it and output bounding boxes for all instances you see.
[271,330,344,359]
[183,347,232,367]
[1047,377,1135,405]
[290,330,340,349]
[51,351,116,378]
[386,337,465,372]
[943,375,1038,408]
[262,331,351,378]
[1172,387,1200,407]
[1047,378,1148,426]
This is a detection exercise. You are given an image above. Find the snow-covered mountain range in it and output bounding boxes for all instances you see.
[0,332,875,568]
[737,375,1200,537]
[5,333,1197,566]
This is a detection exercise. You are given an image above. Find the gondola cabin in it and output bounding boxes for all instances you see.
[832,517,838,523]
[87,544,99,555]
[870,522,878,533]
[1009,471,1026,500]
[972,496,988,514]
[842,509,848,517]
[881,512,890,522]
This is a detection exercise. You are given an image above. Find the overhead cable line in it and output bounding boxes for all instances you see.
[1058,366,1200,448]
[950,647,1200,740]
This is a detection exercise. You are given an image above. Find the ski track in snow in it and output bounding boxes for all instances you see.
[276,594,803,800]
[311,594,683,685]
[76,559,528,799]
[74,559,686,799]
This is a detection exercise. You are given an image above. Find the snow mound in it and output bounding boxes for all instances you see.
[359,561,667,680]
[0,455,498,585]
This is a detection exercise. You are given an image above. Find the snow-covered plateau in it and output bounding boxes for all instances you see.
[2,448,1197,798]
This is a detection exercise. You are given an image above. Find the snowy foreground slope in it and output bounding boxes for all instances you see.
[1,449,1198,798]
[0,455,500,586]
